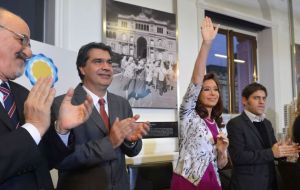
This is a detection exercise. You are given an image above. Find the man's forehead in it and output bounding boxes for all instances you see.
[250,90,267,97]
[88,49,110,57]
[0,14,30,35]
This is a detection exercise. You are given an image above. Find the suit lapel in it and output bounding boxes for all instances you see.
[0,103,14,131]
[107,92,118,128]
[0,82,24,131]
[90,107,109,134]
[10,82,25,125]
[73,84,108,134]
[241,112,265,146]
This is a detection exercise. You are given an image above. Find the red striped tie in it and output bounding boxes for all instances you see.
[99,98,109,130]
[0,82,20,129]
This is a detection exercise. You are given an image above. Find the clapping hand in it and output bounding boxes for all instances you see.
[125,115,150,142]
[272,140,300,158]
[56,88,94,134]
[24,77,56,136]
[109,114,150,149]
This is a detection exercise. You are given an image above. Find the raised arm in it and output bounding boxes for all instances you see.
[192,16,219,85]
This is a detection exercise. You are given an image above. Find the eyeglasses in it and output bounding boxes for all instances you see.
[0,24,30,48]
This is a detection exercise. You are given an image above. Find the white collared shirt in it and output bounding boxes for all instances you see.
[244,109,265,123]
[82,85,109,116]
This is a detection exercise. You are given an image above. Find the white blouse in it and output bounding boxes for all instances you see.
[173,82,226,186]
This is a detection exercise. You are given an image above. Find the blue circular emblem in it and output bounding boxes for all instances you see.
[25,54,58,86]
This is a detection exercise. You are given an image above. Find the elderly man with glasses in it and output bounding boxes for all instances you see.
[0,7,93,190]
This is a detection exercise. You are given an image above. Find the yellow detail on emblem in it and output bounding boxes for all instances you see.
[32,61,52,78]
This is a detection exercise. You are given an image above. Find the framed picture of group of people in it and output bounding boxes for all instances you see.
[104,0,177,109]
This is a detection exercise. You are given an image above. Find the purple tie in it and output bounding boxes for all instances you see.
[0,82,20,129]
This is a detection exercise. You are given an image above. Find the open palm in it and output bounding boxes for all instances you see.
[201,16,219,42]
[58,89,93,130]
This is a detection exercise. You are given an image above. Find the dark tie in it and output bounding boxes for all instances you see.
[0,82,20,129]
[99,98,109,130]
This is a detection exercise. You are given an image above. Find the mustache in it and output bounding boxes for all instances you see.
[16,50,28,61]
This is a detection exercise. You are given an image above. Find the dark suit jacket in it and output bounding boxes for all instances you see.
[0,81,72,190]
[227,111,277,190]
[52,84,142,190]
[292,116,300,144]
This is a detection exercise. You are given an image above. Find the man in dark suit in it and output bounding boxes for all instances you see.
[0,7,93,190]
[227,82,299,190]
[51,42,150,190]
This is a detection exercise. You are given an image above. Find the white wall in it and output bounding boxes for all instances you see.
[292,0,300,43]
[54,0,103,50]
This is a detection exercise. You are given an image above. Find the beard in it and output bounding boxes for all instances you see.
[9,63,25,80]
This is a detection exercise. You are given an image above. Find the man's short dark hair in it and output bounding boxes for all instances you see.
[76,42,112,80]
[242,82,267,99]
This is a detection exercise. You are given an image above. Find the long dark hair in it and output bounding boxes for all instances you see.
[195,73,224,128]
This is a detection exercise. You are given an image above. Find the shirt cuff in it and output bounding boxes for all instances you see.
[57,132,70,146]
[21,123,41,144]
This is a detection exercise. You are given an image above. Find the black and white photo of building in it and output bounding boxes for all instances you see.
[105,0,177,108]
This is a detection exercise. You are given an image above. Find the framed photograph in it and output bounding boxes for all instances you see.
[104,0,177,108]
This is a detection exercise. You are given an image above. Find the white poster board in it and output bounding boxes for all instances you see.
[15,40,80,96]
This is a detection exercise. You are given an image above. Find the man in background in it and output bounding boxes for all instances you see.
[0,7,93,190]
[227,82,299,190]
[52,42,150,190]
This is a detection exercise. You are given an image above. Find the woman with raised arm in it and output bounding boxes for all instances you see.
[171,17,229,190]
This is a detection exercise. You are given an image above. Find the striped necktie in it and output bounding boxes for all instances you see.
[0,82,20,129]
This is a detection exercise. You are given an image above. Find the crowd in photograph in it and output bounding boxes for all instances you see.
[118,55,177,100]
